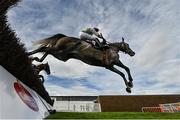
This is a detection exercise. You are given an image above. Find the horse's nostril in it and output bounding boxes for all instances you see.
[130,52,135,56]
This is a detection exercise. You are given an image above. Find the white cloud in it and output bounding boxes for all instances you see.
[45,83,101,96]
[156,60,180,83]
[135,30,174,70]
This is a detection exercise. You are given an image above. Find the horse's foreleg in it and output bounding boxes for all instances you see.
[116,61,133,81]
[106,66,131,93]
[116,60,133,88]
[27,46,48,56]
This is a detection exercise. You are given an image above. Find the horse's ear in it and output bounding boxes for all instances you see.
[122,37,124,42]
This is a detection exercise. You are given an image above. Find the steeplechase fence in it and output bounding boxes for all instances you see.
[142,102,180,113]
[159,102,180,113]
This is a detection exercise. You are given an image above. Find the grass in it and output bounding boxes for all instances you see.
[46,112,180,119]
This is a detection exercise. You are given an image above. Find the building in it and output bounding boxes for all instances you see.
[51,95,180,112]
[51,96,101,112]
[98,95,180,112]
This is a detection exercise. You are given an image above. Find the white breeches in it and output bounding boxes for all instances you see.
[79,32,97,41]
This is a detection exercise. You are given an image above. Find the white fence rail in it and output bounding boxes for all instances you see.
[53,101,101,112]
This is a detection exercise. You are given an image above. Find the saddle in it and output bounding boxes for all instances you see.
[83,39,109,50]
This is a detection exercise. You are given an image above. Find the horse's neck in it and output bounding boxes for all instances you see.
[109,42,122,52]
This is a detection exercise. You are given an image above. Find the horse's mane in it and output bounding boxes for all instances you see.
[108,42,122,46]
[0,0,52,105]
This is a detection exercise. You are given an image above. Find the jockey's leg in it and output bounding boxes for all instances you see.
[94,38,103,47]
[106,66,131,93]
[79,32,96,45]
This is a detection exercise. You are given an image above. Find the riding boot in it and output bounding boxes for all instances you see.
[94,38,103,48]
[94,38,109,49]
[102,39,110,49]
[102,39,107,45]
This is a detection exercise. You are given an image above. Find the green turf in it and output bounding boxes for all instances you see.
[46,112,180,119]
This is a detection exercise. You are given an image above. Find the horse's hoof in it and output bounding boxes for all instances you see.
[129,78,133,82]
[126,87,131,93]
[48,109,56,114]
[128,82,133,88]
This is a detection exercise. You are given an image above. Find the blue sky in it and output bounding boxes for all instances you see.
[7,0,180,96]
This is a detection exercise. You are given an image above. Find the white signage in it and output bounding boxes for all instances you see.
[0,66,52,119]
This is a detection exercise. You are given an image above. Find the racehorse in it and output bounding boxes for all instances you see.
[28,34,135,93]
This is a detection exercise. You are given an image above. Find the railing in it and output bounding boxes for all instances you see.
[142,107,162,112]
[53,102,101,112]
[142,102,180,113]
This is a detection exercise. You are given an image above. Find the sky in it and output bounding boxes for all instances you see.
[7,0,180,96]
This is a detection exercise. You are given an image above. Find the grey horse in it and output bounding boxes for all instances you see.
[28,34,135,93]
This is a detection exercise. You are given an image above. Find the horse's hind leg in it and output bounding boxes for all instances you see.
[27,46,48,56]
[35,52,49,62]
[45,62,51,75]
[106,66,131,93]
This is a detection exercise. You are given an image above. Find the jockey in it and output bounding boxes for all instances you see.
[79,27,108,49]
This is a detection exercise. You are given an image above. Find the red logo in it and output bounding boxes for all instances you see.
[14,81,39,112]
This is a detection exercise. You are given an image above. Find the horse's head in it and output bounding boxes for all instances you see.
[120,37,135,56]
[110,37,135,56]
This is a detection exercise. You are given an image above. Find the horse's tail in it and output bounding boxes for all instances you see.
[33,33,67,47]
[32,38,52,47]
